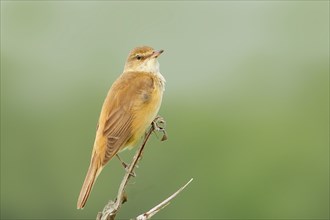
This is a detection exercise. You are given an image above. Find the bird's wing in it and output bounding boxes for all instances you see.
[100,72,154,165]
[102,107,133,164]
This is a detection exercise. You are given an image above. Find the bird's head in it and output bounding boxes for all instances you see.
[124,46,164,73]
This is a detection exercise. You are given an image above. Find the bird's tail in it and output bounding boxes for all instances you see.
[77,154,102,209]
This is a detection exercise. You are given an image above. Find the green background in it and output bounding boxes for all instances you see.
[1,1,329,219]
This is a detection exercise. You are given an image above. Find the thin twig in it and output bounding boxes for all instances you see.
[96,116,167,220]
[135,178,194,220]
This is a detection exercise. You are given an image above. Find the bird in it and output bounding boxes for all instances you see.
[77,46,165,209]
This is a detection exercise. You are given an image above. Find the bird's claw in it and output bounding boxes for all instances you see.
[152,116,168,141]
[125,166,137,177]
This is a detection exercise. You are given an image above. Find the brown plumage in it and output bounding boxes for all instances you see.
[77,46,165,209]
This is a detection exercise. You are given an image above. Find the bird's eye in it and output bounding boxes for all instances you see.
[136,55,142,60]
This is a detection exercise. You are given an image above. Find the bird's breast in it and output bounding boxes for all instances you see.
[126,74,164,147]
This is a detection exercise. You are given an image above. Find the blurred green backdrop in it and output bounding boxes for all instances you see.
[1,1,329,219]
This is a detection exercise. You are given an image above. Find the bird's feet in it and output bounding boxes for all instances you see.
[116,154,137,177]
[152,116,168,141]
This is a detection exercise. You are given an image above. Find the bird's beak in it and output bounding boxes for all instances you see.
[151,49,164,58]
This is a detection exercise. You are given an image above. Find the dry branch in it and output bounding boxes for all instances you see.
[135,178,193,220]
[97,116,191,220]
